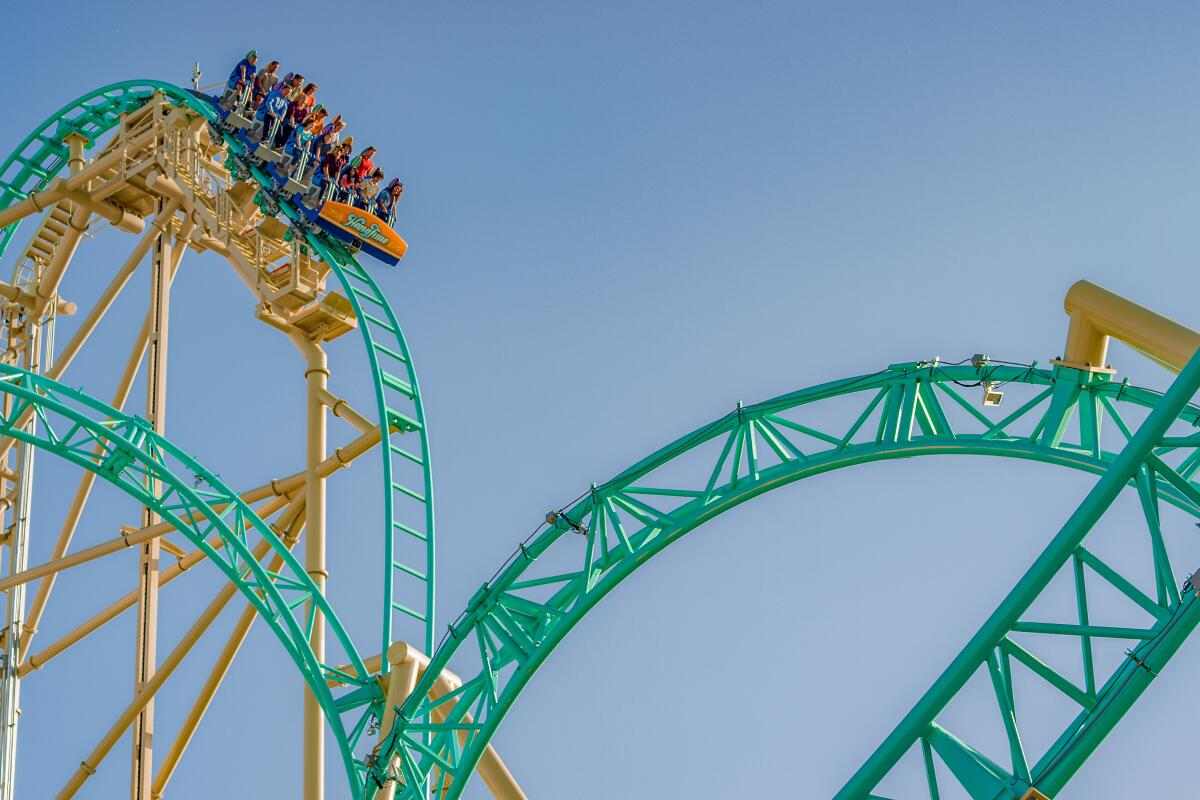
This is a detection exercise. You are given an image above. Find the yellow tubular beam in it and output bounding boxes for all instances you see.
[51,211,191,382]
[370,643,527,800]
[56,535,277,800]
[0,185,70,230]
[295,333,329,800]
[132,195,178,799]
[316,387,375,434]
[0,427,382,594]
[0,202,183,466]
[373,656,421,800]
[18,493,302,677]
[1062,279,1200,373]
[0,487,296,595]
[19,217,194,657]
[63,190,144,234]
[149,501,306,800]
[0,130,158,230]
[142,173,261,295]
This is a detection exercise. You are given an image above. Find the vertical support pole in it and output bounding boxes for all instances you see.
[302,339,328,800]
[0,334,16,800]
[0,317,39,800]
[132,208,171,800]
[0,132,81,799]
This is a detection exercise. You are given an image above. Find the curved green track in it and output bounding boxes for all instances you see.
[0,80,435,662]
[0,81,435,795]
[0,363,372,785]
[372,359,1200,800]
[5,81,1200,800]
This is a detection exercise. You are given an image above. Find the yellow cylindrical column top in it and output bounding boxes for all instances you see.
[1062,279,1200,373]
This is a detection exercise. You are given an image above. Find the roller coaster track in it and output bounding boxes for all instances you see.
[0,81,434,796]
[0,80,436,665]
[4,80,1200,800]
[370,358,1200,799]
[0,363,375,785]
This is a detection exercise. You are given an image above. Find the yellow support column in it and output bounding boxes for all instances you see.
[297,335,329,800]
[132,208,172,800]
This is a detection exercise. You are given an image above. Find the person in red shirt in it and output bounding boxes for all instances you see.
[349,146,377,181]
[338,146,377,205]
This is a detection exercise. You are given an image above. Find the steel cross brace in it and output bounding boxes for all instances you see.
[837,350,1200,798]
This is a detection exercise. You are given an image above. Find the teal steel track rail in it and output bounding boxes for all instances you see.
[370,360,1200,799]
[6,82,1198,800]
[0,81,436,659]
[0,363,372,789]
[0,80,436,795]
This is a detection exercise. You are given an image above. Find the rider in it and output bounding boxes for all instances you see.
[336,145,373,205]
[374,179,404,225]
[347,146,377,186]
[322,115,346,146]
[270,72,303,101]
[286,117,318,178]
[226,51,257,106]
[257,82,292,148]
[307,105,328,140]
[308,128,336,178]
[357,168,385,211]
[280,83,318,151]
[316,142,351,203]
[252,60,280,108]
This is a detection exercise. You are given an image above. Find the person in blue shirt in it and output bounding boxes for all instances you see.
[308,129,336,180]
[374,179,404,226]
[285,117,320,181]
[224,51,258,111]
[257,85,291,149]
[226,51,257,101]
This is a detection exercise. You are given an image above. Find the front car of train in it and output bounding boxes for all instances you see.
[212,79,407,266]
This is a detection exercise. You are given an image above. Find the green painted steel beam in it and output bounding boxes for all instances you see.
[6,80,1200,800]
[0,364,374,792]
[837,352,1200,798]
[367,358,1200,800]
[0,80,437,663]
[0,81,440,795]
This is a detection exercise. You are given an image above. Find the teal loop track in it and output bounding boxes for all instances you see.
[0,81,435,665]
[0,363,372,784]
[0,81,435,795]
[4,81,1200,799]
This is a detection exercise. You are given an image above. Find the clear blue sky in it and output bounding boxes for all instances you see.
[1,2,1199,797]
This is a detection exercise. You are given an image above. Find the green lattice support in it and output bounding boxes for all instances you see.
[369,359,1200,799]
[0,80,437,796]
[0,364,374,793]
